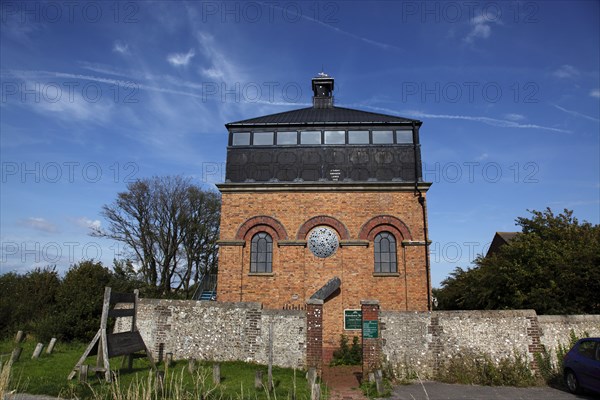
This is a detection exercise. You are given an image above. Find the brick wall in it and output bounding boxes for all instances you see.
[361,300,381,375]
[217,189,431,359]
[306,300,323,370]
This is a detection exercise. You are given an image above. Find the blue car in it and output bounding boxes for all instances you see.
[563,337,600,395]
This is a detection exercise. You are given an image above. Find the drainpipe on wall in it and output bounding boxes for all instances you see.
[412,122,432,311]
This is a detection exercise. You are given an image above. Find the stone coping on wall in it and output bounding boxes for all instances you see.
[538,314,600,323]
[380,309,538,317]
[138,298,263,310]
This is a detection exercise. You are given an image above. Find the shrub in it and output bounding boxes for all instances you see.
[330,335,362,366]
[0,267,60,340]
[53,260,113,341]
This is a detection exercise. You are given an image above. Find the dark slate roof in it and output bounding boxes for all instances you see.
[226,106,420,127]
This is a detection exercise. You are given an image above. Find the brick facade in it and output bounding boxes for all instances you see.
[215,73,432,366]
[217,188,431,361]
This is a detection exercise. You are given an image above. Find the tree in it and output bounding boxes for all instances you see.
[93,176,220,297]
[53,260,113,341]
[435,208,600,314]
[0,267,60,339]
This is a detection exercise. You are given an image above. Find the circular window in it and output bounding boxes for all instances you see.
[308,226,339,258]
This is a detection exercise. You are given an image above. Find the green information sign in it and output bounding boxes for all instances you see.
[344,309,362,330]
[363,320,379,339]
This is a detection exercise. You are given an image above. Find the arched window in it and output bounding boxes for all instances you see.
[250,232,273,273]
[374,232,397,273]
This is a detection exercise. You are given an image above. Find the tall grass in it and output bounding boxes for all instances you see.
[0,360,12,399]
[534,330,586,386]
[435,351,540,387]
[1,338,314,399]
[73,367,224,400]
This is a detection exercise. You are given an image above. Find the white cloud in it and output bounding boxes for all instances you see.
[346,103,573,134]
[113,40,129,54]
[20,217,58,233]
[75,217,101,231]
[504,113,525,122]
[590,89,600,98]
[1,70,114,123]
[476,153,489,161]
[34,88,112,122]
[263,3,400,51]
[403,110,572,134]
[200,67,225,80]
[552,104,600,123]
[196,32,242,82]
[167,49,195,67]
[464,14,500,44]
[552,65,579,79]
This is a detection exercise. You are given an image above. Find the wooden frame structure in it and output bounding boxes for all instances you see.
[68,287,155,382]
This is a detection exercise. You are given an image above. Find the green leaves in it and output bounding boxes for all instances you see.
[435,208,600,314]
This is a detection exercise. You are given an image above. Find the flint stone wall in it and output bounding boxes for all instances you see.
[115,298,305,369]
[538,315,600,362]
[117,299,600,374]
[381,310,600,378]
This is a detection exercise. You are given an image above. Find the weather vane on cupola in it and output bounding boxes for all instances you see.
[312,70,334,108]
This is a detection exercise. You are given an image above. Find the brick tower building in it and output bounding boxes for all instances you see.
[215,73,432,360]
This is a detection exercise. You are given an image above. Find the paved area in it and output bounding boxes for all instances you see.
[6,379,599,400]
[322,365,368,400]
[390,381,599,400]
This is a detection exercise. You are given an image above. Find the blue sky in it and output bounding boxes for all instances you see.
[1,1,599,288]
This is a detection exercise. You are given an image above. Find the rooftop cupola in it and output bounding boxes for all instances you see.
[312,72,334,108]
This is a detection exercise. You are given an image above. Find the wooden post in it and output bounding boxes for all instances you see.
[99,287,111,382]
[255,370,263,389]
[126,289,139,371]
[155,370,165,392]
[307,367,317,388]
[11,347,22,363]
[311,382,321,400]
[32,343,44,359]
[213,363,221,385]
[374,370,384,395]
[268,322,273,391]
[46,338,57,354]
[68,287,155,382]
[188,359,197,374]
[14,330,24,343]
[79,365,89,382]
[165,352,174,367]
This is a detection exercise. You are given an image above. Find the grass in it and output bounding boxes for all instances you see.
[0,338,319,399]
[434,351,541,387]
